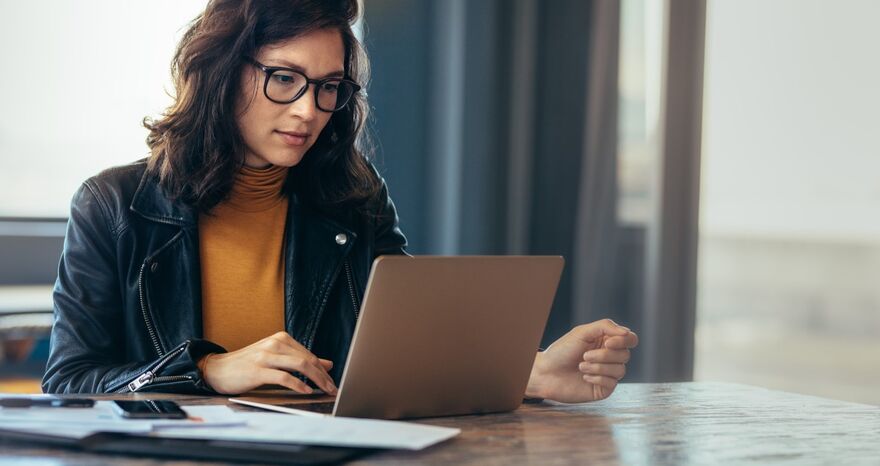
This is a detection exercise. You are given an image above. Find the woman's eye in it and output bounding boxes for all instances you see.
[272,74,297,85]
[322,82,339,93]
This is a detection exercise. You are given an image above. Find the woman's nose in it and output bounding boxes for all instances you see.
[287,84,318,121]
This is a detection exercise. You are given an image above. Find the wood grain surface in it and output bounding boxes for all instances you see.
[1,382,878,465]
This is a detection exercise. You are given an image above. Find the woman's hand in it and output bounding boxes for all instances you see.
[200,331,337,396]
[525,319,638,403]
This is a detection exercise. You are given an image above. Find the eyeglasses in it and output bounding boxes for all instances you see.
[246,58,361,112]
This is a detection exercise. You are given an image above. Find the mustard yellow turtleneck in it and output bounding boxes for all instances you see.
[199,164,289,352]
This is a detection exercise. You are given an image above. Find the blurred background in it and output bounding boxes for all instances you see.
[0,0,877,405]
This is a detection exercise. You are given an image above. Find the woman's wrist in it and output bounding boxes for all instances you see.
[524,351,546,400]
[197,353,215,377]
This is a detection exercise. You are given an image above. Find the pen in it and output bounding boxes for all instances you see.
[0,397,95,408]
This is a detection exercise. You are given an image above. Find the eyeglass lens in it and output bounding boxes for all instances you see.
[266,70,355,111]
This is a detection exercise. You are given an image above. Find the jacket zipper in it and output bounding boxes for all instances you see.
[304,259,359,351]
[294,259,358,385]
[124,345,191,392]
[125,374,193,393]
[138,261,164,357]
[134,219,188,358]
[343,260,360,320]
[126,222,190,392]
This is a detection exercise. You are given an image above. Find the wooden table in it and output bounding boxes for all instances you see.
[1,382,878,464]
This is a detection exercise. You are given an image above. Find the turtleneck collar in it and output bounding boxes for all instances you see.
[224,164,289,212]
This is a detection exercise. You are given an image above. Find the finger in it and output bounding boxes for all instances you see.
[274,341,335,378]
[262,369,313,394]
[583,374,618,391]
[262,353,337,395]
[578,362,626,380]
[583,348,630,364]
[293,357,338,395]
[603,332,639,350]
[569,319,630,343]
[262,334,336,392]
[267,332,330,367]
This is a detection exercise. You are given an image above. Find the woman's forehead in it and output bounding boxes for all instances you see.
[258,28,345,75]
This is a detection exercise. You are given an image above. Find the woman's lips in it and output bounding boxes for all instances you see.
[276,130,310,146]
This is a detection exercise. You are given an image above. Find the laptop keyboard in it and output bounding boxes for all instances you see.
[279,401,335,414]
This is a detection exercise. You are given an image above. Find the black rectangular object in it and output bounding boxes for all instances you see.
[0,428,377,465]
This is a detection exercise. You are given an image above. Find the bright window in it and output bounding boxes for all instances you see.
[697,0,880,405]
[0,1,207,218]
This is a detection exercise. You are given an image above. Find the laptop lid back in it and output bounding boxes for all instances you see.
[334,256,564,419]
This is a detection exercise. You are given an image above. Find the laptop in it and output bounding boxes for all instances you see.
[232,255,564,420]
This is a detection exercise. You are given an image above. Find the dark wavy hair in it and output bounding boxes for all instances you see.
[144,0,379,214]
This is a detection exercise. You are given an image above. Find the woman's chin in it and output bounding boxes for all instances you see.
[244,142,312,168]
[261,150,307,168]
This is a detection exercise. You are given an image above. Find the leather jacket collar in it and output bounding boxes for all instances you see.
[130,168,199,226]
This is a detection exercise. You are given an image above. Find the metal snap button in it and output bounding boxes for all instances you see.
[335,233,348,245]
[150,262,159,273]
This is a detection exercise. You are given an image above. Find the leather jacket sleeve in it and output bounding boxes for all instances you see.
[41,182,223,394]
[371,170,409,257]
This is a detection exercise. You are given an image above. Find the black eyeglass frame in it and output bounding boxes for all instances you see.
[246,57,362,112]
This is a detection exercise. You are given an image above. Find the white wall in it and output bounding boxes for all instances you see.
[0,1,207,217]
[697,0,880,405]
[701,0,880,242]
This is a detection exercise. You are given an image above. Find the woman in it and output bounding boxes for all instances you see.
[42,0,638,403]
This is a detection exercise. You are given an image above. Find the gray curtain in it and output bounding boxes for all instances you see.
[365,0,627,358]
[365,0,705,382]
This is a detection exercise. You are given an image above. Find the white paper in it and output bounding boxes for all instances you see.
[3,421,153,437]
[0,401,246,438]
[156,411,460,450]
[0,397,459,450]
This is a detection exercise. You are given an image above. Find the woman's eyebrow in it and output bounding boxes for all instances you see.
[267,59,345,78]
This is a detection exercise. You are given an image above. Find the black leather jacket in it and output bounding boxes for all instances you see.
[41,160,407,394]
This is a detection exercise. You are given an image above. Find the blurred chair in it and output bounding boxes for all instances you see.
[0,286,54,393]
[0,219,63,393]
